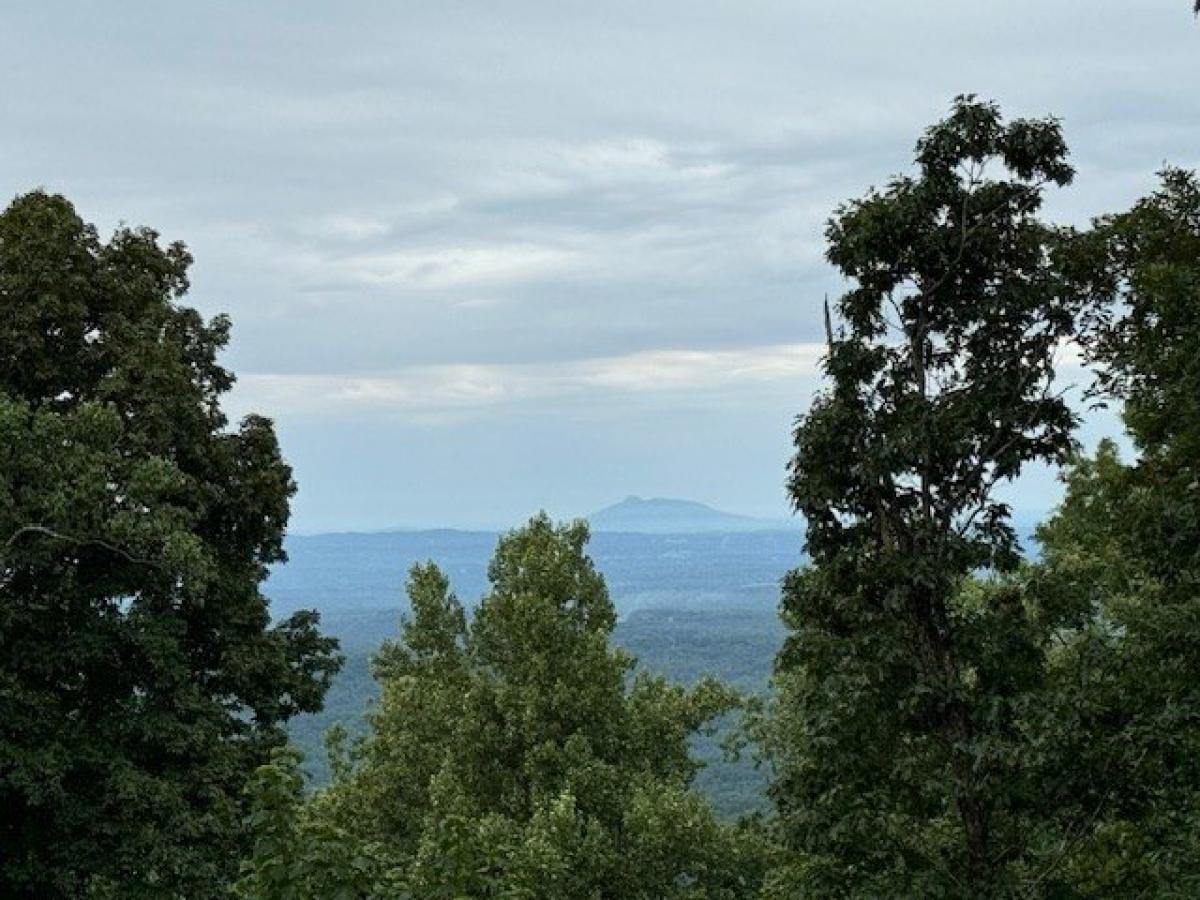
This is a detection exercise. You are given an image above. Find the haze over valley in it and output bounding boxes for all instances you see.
[268,497,1037,815]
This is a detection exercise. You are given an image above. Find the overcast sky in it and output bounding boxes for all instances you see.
[3,2,1197,532]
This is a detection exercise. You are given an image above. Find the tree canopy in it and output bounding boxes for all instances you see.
[1026,169,1200,893]
[763,96,1086,896]
[0,192,340,898]
[237,515,769,898]
[762,100,1200,897]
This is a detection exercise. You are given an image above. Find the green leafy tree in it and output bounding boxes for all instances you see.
[242,514,769,898]
[762,97,1084,896]
[0,191,341,898]
[233,747,407,900]
[1028,169,1200,894]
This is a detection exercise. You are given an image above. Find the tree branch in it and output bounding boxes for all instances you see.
[3,525,161,568]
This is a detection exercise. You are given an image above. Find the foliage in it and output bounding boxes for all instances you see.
[0,192,341,898]
[233,747,407,900]
[1025,169,1200,895]
[242,515,770,898]
[763,108,1200,895]
[762,96,1085,896]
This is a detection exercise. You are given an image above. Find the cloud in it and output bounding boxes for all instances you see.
[228,342,825,423]
[292,213,393,242]
[340,243,580,288]
[2,0,1194,528]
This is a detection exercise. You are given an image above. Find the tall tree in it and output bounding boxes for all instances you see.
[238,514,769,898]
[0,192,340,898]
[1030,169,1200,893]
[764,97,1082,896]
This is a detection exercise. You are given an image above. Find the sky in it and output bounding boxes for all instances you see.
[2,2,1197,532]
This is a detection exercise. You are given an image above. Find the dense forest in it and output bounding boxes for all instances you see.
[3,94,1200,897]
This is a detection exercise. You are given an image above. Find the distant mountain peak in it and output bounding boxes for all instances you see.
[587,496,796,534]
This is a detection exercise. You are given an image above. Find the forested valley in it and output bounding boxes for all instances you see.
[4,95,1200,897]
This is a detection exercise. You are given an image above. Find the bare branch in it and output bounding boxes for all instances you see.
[3,525,162,568]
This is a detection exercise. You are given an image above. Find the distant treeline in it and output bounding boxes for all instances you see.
[3,95,1200,898]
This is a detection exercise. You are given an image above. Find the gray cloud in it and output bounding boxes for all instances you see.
[2,1,1196,528]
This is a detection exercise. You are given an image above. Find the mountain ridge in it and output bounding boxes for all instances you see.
[587,495,797,534]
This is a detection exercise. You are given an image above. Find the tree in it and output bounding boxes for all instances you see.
[233,747,405,900]
[763,97,1083,896]
[1028,169,1200,893]
[0,191,341,897]
[241,514,769,898]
